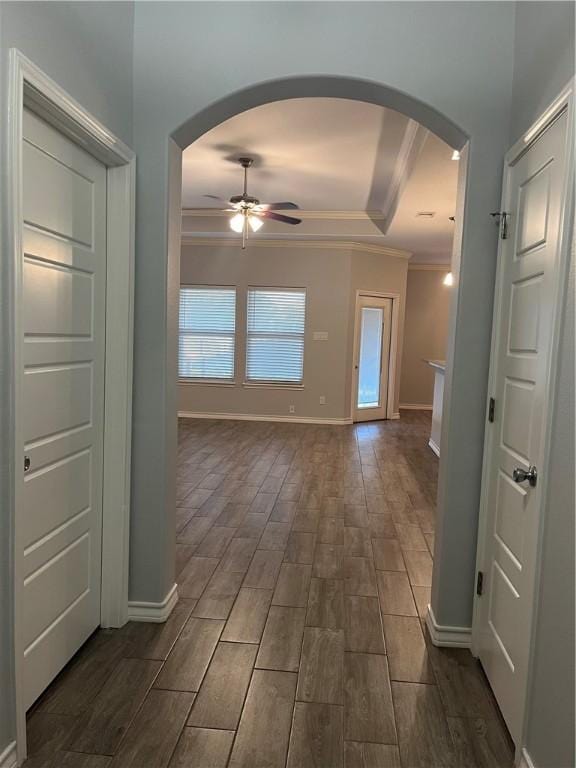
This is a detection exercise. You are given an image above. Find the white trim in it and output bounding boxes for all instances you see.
[180,236,412,260]
[242,382,305,391]
[426,605,472,648]
[472,80,575,747]
[7,50,135,764]
[428,438,440,457]
[179,379,237,387]
[101,142,136,631]
[518,748,536,768]
[0,743,17,768]
[127,584,179,623]
[178,411,353,425]
[183,208,387,221]
[408,263,451,271]
[399,403,433,410]
[391,411,400,420]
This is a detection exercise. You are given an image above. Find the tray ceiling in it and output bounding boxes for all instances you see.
[181,98,458,264]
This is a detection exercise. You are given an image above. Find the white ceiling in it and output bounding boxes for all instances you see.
[181,98,459,263]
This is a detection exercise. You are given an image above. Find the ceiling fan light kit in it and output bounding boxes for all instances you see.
[204,156,302,249]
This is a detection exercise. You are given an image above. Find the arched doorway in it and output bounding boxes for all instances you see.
[160,75,472,645]
[172,75,467,149]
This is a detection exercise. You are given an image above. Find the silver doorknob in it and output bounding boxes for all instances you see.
[513,465,537,487]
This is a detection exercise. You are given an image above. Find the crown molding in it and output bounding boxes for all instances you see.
[182,208,386,221]
[408,263,451,271]
[180,236,411,260]
[348,241,410,259]
[380,121,428,231]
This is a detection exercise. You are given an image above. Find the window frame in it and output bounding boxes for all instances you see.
[244,285,307,387]
[178,284,237,385]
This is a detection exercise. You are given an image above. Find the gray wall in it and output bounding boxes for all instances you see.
[0,1,134,756]
[400,269,451,406]
[131,2,517,626]
[510,1,575,144]
[509,3,575,765]
[178,244,407,421]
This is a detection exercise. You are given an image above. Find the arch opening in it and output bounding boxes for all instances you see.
[171,75,468,152]
[168,71,471,649]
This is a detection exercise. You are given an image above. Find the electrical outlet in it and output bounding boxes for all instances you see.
[319,396,326,405]
[289,405,295,414]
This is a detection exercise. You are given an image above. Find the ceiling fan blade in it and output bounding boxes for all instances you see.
[259,201,300,210]
[260,210,302,225]
[203,194,231,205]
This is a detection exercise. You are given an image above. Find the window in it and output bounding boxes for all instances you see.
[246,288,306,384]
[179,287,236,380]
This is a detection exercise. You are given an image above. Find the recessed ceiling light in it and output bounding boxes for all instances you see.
[451,150,460,160]
[416,211,436,218]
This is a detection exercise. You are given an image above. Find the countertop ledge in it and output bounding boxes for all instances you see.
[425,359,446,372]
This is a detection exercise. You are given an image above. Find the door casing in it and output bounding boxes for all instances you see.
[350,290,400,421]
[7,50,136,764]
[472,80,575,758]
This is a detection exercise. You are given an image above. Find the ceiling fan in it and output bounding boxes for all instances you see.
[204,157,301,248]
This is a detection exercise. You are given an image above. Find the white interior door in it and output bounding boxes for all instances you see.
[353,296,392,422]
[476,107,570,744]
[19,109,107,709]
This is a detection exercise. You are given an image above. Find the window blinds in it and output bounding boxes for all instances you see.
[246,288,306,383]
[179,287,236,379]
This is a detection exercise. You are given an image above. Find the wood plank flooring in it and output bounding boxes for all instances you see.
[25,412,513,768]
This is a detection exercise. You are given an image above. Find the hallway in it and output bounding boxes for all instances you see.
[25,412,513,767]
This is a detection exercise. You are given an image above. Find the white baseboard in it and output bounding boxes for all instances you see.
[399,403,433,410]
[426,605,472,648]
[0,742,17,768]
[428,437,440,457]
[518,748,536,768]
[127,584,179,623]
[178,410,353,425]
[391,411,400,420]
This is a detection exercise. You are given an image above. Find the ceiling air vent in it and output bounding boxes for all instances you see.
[416,211,436,218]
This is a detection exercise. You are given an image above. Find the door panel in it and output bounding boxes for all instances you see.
[358,307,384,408]
[23,365,93,442]
[477,109,569,743]
[23,534,91,648]
[23,139,95,246]
[23,451,91,549]
[508,277,541,352]
[24,258,94,337]
[353,297,392,422]
[516,164,550,254]
[19,108,107,710]
[494,472,525,566]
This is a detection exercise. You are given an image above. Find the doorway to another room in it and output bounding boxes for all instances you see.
[352,294,394,422]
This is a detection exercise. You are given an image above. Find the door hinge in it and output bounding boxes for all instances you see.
[490,211,509,239]
[488,397,495,423]
[476,571,484,596]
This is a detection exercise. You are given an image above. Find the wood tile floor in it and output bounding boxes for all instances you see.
[25,411,514,768]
